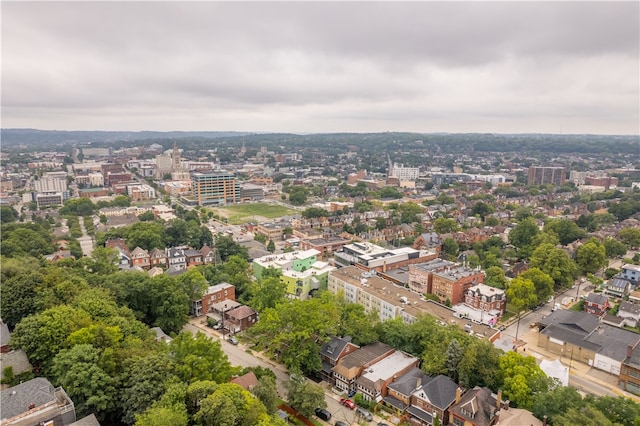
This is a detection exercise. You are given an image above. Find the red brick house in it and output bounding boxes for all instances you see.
[192,282,235,316]
[584,293,610,317]
[149,247,168,268]
[130,246,150,269]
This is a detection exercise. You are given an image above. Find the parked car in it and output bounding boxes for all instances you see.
[347,389,357,398]
[314,408,331,421]
[213,323,222,330]
[339,398,356,409]
[335,421,349,426]
[356,407,373,421]
[228,336,239,345]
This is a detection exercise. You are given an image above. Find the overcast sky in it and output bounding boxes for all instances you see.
[2,1,639,134]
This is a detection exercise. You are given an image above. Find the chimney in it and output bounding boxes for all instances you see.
[496,389,502,409]
[455,387,462,404]
[627,344,634,358]
[28,403,35,410]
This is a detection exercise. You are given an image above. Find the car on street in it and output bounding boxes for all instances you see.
[314,408,331,421]
[335,421,349,426]
[339,398,356,409]
[228,336,239,345]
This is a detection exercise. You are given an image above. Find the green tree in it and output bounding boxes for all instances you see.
[619,228,640,249]
[337,303,380,346]
[519,268,554,306]
[0,225,55,258]
[445,338,463,383]
[471,202,495,220]
[138,210,155,221]
[530,243,578,289]
[186,381,219,416]
[51,344,116,418]
[508,218,539,259]
[10,305,92,370]
[176,268,209,306]
[506,277,537,341]
[433,217,458,234]
[0,261,43,327]
[603,237,627,258]
[457,339,502,390]
[285,371,327,418]
[289,186,308,206]
[135,407,188,426]
[532,385,584,425]
[120,352,176,424]
[301,207,330,218]
[215,235,249,261]
[0,206,17,223]
[589,395,640,426]
[553,405,613,426]
[442,238,459,260]
[149,275,190,333]
[267,239,276,253]
[248,276,287,312]
[169,332,238,384]
[498,351,552,410]
[252,375,279,414]
[544,218,586,246]
[576,239,607,274]
[484,266,508,289]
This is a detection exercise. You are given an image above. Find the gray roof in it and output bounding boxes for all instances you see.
[619,301,640,316]
[540,310,640,362]
[0,321,10,347]
[624,343,640,369]
[335,342,394,370]
[0,350,32,379]
[407,406,434,424]
[0,377,57,420]
[319,336,355,362]
[387,367,426,396]
[70,414,101,426]
[609,278,630,290]
[585,293,609,306]
[450,387,498,426]
[420,375,458,410]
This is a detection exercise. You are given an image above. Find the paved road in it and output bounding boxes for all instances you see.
[183,321,378,425]
[77,216,95,257]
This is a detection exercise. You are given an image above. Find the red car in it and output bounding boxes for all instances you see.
[340,398,356,410]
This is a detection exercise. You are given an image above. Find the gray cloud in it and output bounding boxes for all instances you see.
[1,1,638,134]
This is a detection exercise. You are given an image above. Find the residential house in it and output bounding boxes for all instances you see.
[105,238,129,255]
[224,305,259,333]
[621,264,640,285]
[605,278,632,298]
[184,248,203,267]
[200,245,217,264]
[130,246,151,269]
[318,336,360,384]
[0,350,32,382]
[0,378,76,426]
[192,283,235,317]
[150,327,172,343]
[449,387,503,426]
[464,283,506,317]
[620,342,640,396]
[413,232,442,252]
[167,247,187,271]
[331,342,395,394]
[629,290,640,304]
[583,293,610,317]
[618,301,640,328]
[355,350,420,402]
[149,248,168,268]
[408,374,459,426]
[230,371,258,391]
[111,246,131,269]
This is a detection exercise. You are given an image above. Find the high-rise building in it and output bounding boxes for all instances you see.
[527,167,566,186]
[192,171,240,206]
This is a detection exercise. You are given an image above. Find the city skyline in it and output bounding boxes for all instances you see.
[2,1,639,135]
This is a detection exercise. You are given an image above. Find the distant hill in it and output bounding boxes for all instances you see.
[0,129,253,147]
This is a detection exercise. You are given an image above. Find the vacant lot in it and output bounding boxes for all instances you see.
[215,203,297,224]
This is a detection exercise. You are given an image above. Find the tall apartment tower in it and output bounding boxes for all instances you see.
[192,171,240,206]
[527,167,566,186]
[172,142,182,171]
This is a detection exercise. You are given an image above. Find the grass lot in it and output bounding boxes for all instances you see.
[216,203,298,224]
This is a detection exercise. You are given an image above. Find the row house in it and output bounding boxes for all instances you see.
[604,278,632,298]
[318,336,360,384]
[384,367,458,426]
[131,246,151,269]
[449,387,505,426]
[355,350,420,402]
[618,301,640,328]
[621,264,640,285]
[331,342,395,394]
[620,342,640,396]
[208,300,258,334]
